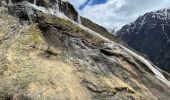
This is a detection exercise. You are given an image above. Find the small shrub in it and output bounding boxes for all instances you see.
[29,25,41,47]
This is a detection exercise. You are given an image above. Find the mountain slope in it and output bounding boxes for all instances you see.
[117,8,170,72]
[0,0,170,100]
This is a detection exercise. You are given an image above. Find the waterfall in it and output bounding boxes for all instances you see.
[8,0,12,5]
[66,2,68,14]
[56,0,59,11]
[78,14,82,24]
[48,8,54,15]
[34,0,37,5]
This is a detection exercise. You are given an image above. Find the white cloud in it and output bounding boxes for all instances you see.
[69,0,170,29]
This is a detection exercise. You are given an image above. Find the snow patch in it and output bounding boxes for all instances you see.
[153,8,170,20]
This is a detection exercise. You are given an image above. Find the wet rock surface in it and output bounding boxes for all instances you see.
[0,1,170,100]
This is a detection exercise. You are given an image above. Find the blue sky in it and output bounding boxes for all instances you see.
[79,0,107,10]
[69,0,170,29]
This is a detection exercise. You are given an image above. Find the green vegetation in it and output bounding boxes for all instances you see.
[35,12,129,48]
[37,0,49,8]
[81,17,123,43]
[36,13,105,46]
[29,25,41,47]
[81,17,111,37]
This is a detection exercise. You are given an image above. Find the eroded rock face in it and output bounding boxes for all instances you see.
[0,1,170,100]
[5,0,79,23]
[3,0,111,41]
[0,0,7,6]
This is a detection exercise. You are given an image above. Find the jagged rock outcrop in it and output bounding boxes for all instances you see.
[117,8,170,72]
[0,1,170,100]
[2,0,79,23]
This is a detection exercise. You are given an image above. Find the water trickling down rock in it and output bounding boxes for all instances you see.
[6,0,81,24]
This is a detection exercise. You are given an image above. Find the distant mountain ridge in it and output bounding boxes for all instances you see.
[117,8,170,72]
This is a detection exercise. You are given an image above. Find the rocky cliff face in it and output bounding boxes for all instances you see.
[0,0,170,100]
[117,8,170,72]
[2,0,79,23]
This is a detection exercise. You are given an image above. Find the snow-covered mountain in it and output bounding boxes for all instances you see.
[117,8,170,72]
